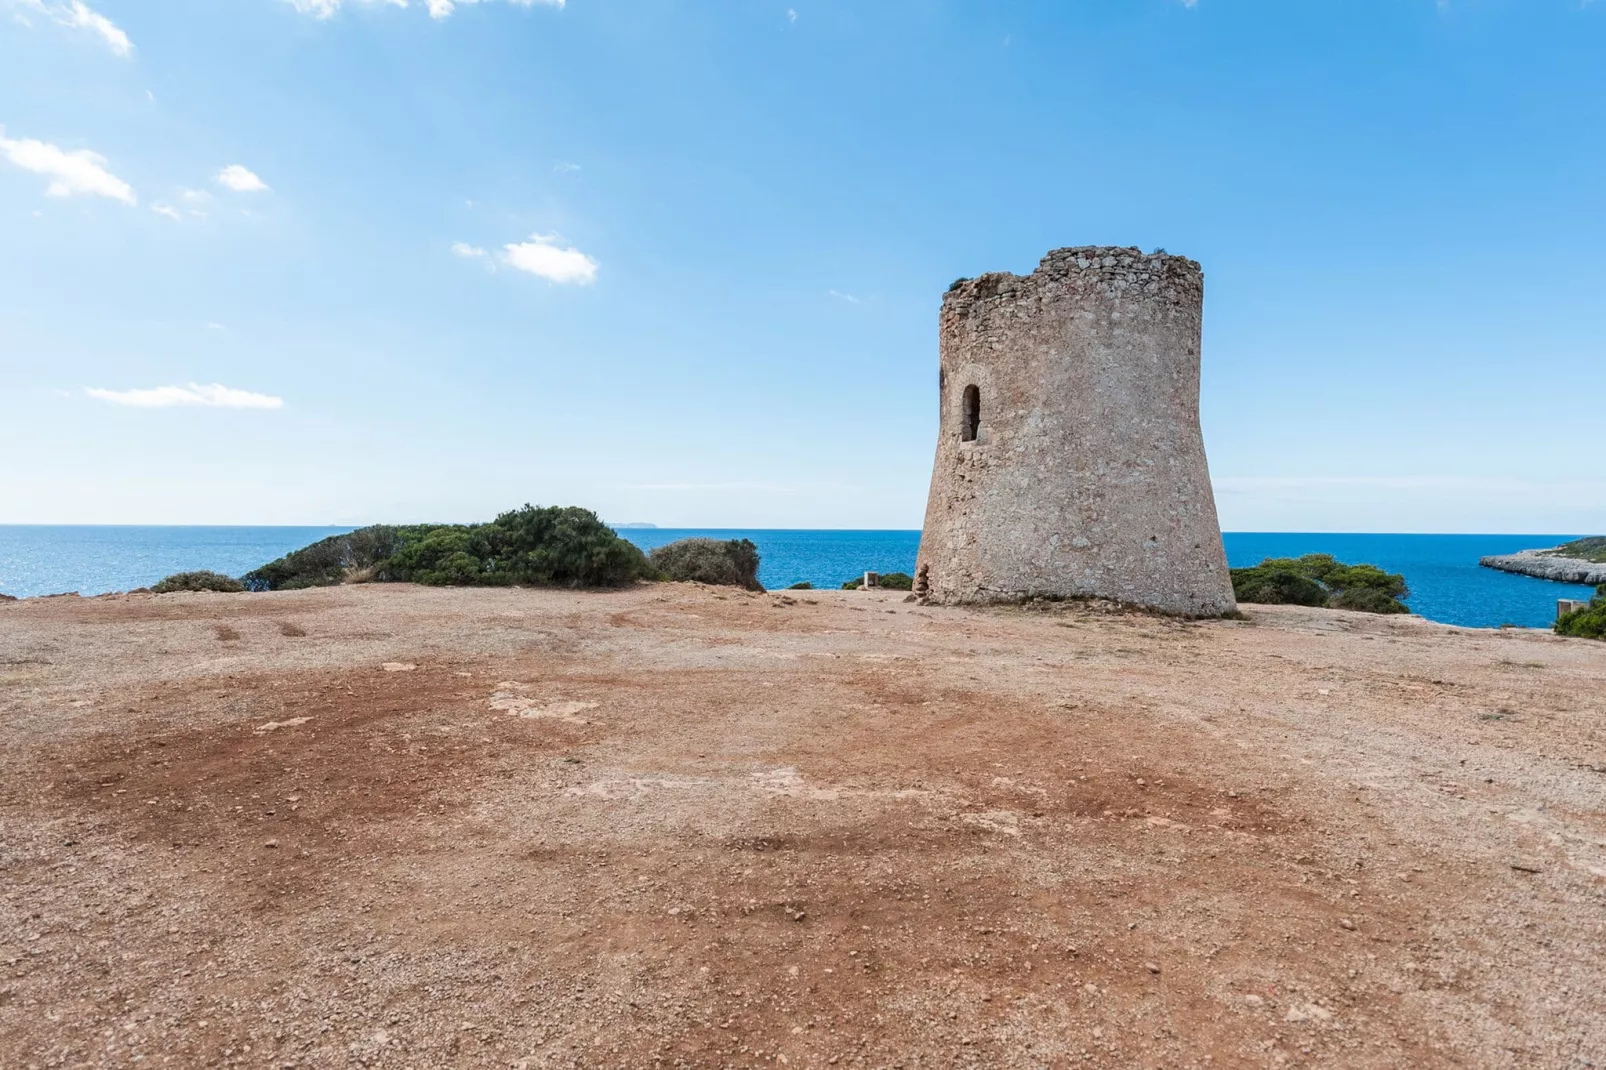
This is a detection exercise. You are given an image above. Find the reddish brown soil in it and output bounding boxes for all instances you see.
[2,584,1603,1068]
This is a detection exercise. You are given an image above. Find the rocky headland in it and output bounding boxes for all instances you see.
[1480,546,1606,586]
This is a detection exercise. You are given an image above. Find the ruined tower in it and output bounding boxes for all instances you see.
[916,246,1236,616]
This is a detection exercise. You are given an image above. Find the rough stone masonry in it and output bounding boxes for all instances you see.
[916,246,1236,616]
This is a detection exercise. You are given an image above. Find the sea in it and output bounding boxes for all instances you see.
[0,526,1596,631]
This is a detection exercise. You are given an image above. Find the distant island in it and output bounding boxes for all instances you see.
[1479,537,1606,586]
[610,522,659,529]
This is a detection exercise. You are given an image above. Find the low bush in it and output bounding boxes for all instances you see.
[647,538,763,591]
[243,507,651,591]
[151,570,245,594]
[1231,566,1328,607]
[243,526,403,591]
[841,571,913,591]
[787,581,813,590]
[1231,554,1409,614]
[1546,537,1606,564]
[1556,588,1606,640]
[1328,586,1410,614]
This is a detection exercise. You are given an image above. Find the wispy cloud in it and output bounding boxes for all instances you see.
[59,0,129,54]
[552,161,581,174]
[787,8,797,23]
[216,164,269,193]
[1214,475,1606,494]
[628,482,802,494]
[501,233,597,284]
[0,127,135,203]
[828,289,863,304]
[85,383,284,409]
[13,0,132,56]
[150,202,181,221]
[451,241,486,258]
[287,0,565,20]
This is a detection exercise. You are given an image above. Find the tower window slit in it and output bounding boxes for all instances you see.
[961,384,980,442]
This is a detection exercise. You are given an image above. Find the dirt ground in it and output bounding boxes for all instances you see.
[2,583,1604,1069]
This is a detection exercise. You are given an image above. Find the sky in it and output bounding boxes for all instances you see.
[2,0,1603,533]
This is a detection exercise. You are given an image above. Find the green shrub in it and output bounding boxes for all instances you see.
[647,537,763,591]
[787,582,813,590]
[841,571,913,591]
[1328,586,1411,614]
[151,570,244,594]
[243,526,403,591]
[485,505,652,587]
[1556,590,1606,640]
[1229,566,1328,607]
[1545,537,1606,564]
[243,507,650,592]
[1231,554,1409,614]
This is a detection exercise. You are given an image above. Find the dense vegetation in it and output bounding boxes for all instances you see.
[646,538,763,591]
[1545,537,1606,564]
[841,571,914,591]
[1555,585,1606,640]
[242,506,651,591]
[151,570,245,594]
[1231,554,1410,615]
[242,525,404,590]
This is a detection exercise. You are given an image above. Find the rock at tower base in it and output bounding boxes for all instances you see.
[916,246,1236,617]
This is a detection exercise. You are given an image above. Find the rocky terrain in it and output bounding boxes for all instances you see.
[1479,548,1606,586]
[2,584,1605,1068]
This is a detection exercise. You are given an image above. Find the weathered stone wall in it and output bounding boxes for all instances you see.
[916,246,1236,616]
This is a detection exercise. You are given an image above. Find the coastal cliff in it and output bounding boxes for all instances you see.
[1480,548,1606,585]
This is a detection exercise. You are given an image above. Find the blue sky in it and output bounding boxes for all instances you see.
[2,0,1603,532]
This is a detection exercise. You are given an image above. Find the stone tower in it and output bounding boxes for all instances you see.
[916,246,1235,616]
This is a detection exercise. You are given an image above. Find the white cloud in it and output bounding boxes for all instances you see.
[286,0,564,19]
[828,289,862,304]
[0,128,135,203]
[216,164,269,192]
[1214,475,1606,494]
[628,482,802,493]
[13,0,132,56]
[85,383,284,410]
[284,0,342,16]
[552,161,581,174]
[150,202,181,221]
[451,241,486,258]
[501,233,597,284]
[61,0,131,55]
[787,8,797,23]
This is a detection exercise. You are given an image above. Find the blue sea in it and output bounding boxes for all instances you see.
[0,526,1595,630]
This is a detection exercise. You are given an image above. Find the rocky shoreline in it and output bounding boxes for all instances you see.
[1479,548,1606,585]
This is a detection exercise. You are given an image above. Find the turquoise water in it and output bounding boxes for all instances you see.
[0,526,1595,630]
